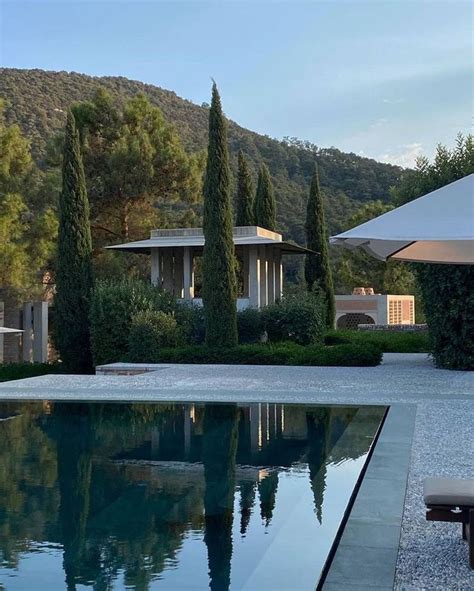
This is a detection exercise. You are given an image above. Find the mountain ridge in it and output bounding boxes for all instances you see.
[0,67,404,242]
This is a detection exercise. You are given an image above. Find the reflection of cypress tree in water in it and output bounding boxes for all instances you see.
[202,404,240,591]
[52,404,93,591]
[239,481,256,535]
[258,472,279,526]
[306,409,331,525]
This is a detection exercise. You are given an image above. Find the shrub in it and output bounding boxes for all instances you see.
[295,343,383,367]
[237,308,264,344]
[324,329,430,353]
[140,341,382,367]
[174,303,206,345]
[90,279,176,366]
[0,362,63,383]
[128,310,180,362]
[416,264,474,370]
[261,291,325,345]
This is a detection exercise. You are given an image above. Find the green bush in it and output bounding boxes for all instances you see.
[174,303,206,345]
[261,291,325,345]
[416,264,474,370]
[128,310,180,363]
[90,279,176,365]
[0,362,63,383]
[324,329,430,353]
[140,341,382,367]
[237,308,264,344]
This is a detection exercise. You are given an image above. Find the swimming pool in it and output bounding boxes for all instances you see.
[0,400,385,590]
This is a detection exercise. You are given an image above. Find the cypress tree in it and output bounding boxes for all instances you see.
[254,163,276,231]
[202,83,238,348]
[305,164,335,328]
[235,150,254,226]
[54,110,94,372]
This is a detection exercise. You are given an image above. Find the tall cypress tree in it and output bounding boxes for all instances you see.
[254,163,276,231]
[305,164,335,328]
[235,150,254,226]
[202,83,238,348]
[54,110,94,372]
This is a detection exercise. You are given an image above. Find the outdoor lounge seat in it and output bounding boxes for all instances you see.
[424,478,474,569]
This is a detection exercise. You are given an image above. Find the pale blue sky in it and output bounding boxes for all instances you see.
[1,0,472,166]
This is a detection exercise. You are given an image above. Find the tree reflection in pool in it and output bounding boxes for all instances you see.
[0,400,385,591]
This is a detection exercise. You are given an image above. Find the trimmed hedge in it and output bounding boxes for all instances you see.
[0,362,63,383]
[90,279,176,366]
[325,329,430,353]
[127,342,382,367]
[128,310,180,363]
[261,291,325,345]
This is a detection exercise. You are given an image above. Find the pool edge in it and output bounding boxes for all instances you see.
[320,403,417,590]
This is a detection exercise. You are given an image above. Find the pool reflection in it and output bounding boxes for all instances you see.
[0,401,384,590]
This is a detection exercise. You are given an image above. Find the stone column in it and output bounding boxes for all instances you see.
[249,246,260,308]
[173,247,184,297]
[162,250,174,292]
[22,303,34,362]
[274,250,283,300]
[183,246,194,301]
[242,249,249,298]
[33,301,48,363]
[267,248,275,304]
[151,249,161,287]
[258,245,268,307]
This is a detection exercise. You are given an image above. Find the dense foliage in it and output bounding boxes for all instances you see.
[235,150,254,226]
[0,68,404,245]
[325,329,430,353]
[391,135,474,370]
[0,362,63,382]
[202,83,238,348]
[261,291,325,346]
[305,165,335,327]
[128,309,180,362]
[129,342,382,367]
[89,279,175,365]
[53,111,94,373]
[0,101,57,301]
[254,163,277,231]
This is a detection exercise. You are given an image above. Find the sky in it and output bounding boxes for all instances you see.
[1,0,472,167]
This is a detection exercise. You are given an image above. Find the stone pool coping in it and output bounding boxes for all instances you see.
[321,404,416,591]
[0,353,473,590]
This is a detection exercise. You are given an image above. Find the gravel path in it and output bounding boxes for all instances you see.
[0,353,473,590]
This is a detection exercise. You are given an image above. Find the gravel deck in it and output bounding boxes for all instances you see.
[0,353,473,590]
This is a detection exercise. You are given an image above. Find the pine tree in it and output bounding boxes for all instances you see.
[305,164,335,328]
[254,163,276,231]
[235,150,254,226]
[54,110,94,372]
[202,83,238,348]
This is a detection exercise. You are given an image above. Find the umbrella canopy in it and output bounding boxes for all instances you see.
[331,174,474,264]
[0,327,23,334]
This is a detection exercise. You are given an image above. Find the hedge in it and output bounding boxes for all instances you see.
[324,329,430,353]
[0,362,63,383]
[89,279,176,366]
[127,342,382,367]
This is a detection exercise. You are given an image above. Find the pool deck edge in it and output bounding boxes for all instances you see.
[322,404,417,590]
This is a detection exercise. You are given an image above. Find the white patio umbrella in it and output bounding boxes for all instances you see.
[331,174,474,264]
[0,327,23,334]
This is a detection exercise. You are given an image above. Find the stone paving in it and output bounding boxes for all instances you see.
[0,353,473,590]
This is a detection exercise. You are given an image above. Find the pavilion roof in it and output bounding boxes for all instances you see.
[106,226,314,254]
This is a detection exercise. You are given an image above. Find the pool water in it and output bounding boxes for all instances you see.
[0,401,385,590]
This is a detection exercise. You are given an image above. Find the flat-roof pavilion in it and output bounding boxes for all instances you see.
[107,226,312,308]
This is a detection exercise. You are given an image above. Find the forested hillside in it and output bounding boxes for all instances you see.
[0,68,404,243]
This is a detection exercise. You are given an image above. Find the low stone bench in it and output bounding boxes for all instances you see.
[424,478,474,569]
